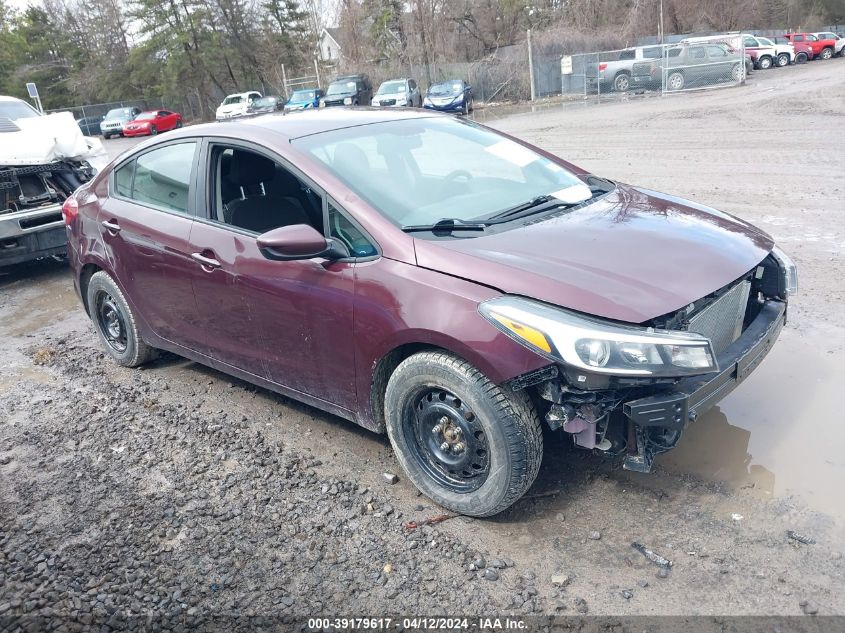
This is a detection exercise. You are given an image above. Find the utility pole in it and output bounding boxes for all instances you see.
[527,29,536,101]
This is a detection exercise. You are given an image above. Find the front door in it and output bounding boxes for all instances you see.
[188,141,358,410]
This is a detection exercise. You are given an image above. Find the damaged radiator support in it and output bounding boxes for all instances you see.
[537,380,619,451]
[1,163,88,214]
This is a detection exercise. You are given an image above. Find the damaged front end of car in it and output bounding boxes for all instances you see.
[491,247,796,473]
[1,110,107,266]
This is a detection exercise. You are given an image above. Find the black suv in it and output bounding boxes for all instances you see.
[323,74,373,107]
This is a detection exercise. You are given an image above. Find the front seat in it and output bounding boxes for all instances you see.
[226,150,310,234]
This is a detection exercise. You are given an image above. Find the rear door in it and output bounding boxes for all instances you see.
[99,140,205,352]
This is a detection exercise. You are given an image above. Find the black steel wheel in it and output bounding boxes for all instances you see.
[86,271,157,367]
[95,291,128,354]
[384,351,543,517]
[405,387,490,493]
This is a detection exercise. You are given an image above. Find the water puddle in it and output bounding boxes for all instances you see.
[653,325,843,522]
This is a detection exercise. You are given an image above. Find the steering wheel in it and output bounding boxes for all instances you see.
[443,169,473,184]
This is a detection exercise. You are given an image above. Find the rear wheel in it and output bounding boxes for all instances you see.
[384,351,543,517]
[731,62,743,82]
[87,272,157,367]
[175,120,183,128]
[150,125,158,135]
[613,72,631,92]
[758,55,773,69]
[776,52,791,67]
[820,47,833,60]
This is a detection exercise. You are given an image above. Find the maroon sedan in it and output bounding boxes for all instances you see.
[62,109,796,517]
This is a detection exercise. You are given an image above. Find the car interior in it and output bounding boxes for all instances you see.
[215,147,324,234]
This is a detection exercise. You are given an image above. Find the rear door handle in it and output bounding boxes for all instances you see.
[191,252,221,269]
[101,220,121,233]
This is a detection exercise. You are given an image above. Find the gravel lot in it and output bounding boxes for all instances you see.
[1,60,844,627]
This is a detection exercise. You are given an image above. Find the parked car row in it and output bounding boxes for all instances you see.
[590,30,843,93]
[75,106,184,139]
[214,75,475,122]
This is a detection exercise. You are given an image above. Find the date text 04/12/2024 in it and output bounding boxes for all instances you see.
[307,617,528,630]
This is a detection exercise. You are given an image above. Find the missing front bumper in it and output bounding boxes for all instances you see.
[622,300,786,472]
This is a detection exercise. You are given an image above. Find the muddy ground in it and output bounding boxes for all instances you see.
[1,59,844,627]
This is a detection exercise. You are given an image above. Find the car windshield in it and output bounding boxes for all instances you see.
[105,108,134,119]
[327,81,356,96]
[377,80,406,95]
[223,96,243,105]
[292,117,590,231]
[135,112,156,120]
[254,97,277,107]
[0,100,40,119]
[429,81,463,96]
[290,91,315,101]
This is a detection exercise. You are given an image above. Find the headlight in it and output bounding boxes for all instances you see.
[423,97,433,106]
[771,245,798,295]
[479,296,718,377]
[343,97,353,105]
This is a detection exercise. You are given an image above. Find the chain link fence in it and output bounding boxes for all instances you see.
[552,35,746,103]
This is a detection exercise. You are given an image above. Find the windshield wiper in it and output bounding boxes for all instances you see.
[483,195,571,223]
[402,218,488,233]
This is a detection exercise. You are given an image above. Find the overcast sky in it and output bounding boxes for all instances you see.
[6,0,36,11]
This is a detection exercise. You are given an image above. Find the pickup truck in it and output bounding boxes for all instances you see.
[631,43,745,91]
[753,36,796,66]
[782,33,837,60]
[682,34,779,69]
[813,31,845,57]
[586,46,664,92]
[1,96,107,267]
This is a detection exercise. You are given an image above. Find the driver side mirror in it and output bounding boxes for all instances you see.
[257,224,348,261]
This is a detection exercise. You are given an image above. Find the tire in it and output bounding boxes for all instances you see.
[462,99,470,116]
[613,72,631,92]
[667,71,685,91]
[384,351,543,517]
[150,125,158,135]
[776,53,790,67]
[820,47,833,60]
[731,62,743,82]
[103,133,111,140]
[87,271,157,368]
[796,52,809,64]
[758,56,773,70]
[175,120,183,128]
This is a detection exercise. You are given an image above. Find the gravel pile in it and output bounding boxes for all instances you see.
[0,336,531,630]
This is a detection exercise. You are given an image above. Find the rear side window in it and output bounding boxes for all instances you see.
[619,50,635,60]
[115,142,196,213]
[643,47,661,58]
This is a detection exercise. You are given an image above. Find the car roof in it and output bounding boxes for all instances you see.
[168,107,443,141]
[0,95,27,103]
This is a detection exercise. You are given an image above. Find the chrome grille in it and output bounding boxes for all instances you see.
[687,281,751,355]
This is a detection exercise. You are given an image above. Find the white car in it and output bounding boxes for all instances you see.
[813,32,845,56]
[216,91,262,121]
[743,34,794,68]
[373,78,422,107]
[1,95,108,266]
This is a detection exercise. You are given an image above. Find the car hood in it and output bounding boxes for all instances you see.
[325,92,354,100]
[218,103,246,114]
[413,184,774,324]
[1,111,109,172]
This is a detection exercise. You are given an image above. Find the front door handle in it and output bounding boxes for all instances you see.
[101,220,121,234]
[191,252,221,269]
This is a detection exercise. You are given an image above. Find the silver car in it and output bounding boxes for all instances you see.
[373,78,422,107]
[99,107,141,139]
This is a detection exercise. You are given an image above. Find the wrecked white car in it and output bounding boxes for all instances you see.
[1,95,109,267]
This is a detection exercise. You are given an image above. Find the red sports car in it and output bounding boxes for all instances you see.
[122,110,183,137]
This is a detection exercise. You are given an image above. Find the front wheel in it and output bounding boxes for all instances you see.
[87,271,157,367]
[150,125,158,135]
[384,351,543,517]
[796,52,809,64]
[820,47,833,60]
[776,53,790,67]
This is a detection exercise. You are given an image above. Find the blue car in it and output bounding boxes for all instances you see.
[423,79,473,115]
[284,88,324,113]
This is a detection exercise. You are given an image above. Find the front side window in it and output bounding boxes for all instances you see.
[212,146,324,235]
[707,45,728,57]
[292,117,587,230]
[116,142,196,213]
[690,47,706,59]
